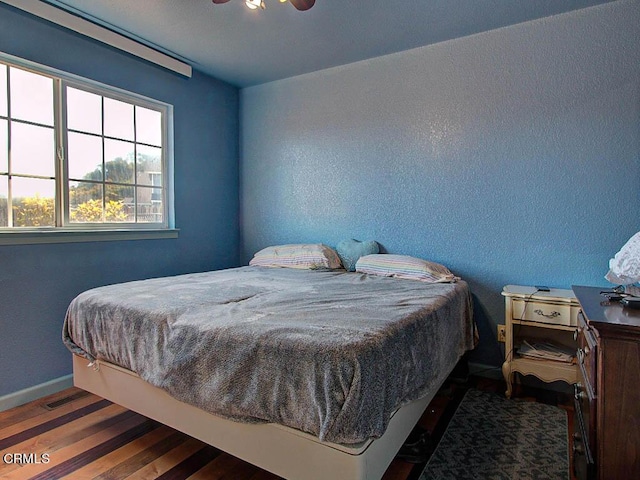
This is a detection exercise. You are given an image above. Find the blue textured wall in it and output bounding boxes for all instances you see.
[0,4,240,396]
[241,0,640,367]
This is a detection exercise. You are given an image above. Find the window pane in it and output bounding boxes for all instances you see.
[104,97,134,141]
[68,132,102,181]
[0,65,7,117]
[106,184,133,222]
[67,87,102,135]
[137,186,163,223]
[10,68,54,126]
[0,58,169,230]
[104,139,134,184]
[11,177,55,227]
[69,181,102,223]
[137,145,162,186]
[0,119,7,173]
[0,175,7,227]
[135,106,162,146]
[11,123,55,177]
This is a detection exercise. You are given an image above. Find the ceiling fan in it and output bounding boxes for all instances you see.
[212,0,315,11]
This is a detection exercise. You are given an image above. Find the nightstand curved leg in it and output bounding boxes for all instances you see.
[502,361,513,398]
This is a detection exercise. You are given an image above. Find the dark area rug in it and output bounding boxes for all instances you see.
[420,388,569,480]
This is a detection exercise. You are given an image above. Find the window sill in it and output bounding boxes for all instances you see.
[0,228,179,246]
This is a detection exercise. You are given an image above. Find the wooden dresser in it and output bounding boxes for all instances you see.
[572,286,640,480]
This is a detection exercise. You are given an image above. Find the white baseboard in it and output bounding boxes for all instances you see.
[0,374,74,412]
[468,362,503,380]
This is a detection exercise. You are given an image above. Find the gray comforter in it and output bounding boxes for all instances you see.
[63,266,475,445]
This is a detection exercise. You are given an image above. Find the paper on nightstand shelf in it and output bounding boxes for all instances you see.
[517,340,575,363]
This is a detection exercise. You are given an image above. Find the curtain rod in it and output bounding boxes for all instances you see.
[1,0,193,78]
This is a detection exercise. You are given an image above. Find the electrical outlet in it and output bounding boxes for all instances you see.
[497,324,506,343]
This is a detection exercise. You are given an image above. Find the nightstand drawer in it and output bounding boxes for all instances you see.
[512,299,578,326]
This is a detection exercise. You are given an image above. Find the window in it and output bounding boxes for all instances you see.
[0,55,173,237]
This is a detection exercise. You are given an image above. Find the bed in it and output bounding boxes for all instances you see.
[63,258,475,479]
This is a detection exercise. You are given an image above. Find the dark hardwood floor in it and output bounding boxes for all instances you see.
[0,374,574,479]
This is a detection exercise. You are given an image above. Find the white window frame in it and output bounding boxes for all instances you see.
[0,52,177,245]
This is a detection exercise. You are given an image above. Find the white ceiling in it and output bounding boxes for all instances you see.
[46,0,615,87]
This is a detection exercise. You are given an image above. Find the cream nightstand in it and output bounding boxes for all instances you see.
[501,285,579,398]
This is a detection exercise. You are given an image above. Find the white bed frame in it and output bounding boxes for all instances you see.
[73,354,447,480]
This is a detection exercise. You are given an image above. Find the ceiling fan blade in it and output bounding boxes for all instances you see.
[289,0,315,11]
[211,0,232,4]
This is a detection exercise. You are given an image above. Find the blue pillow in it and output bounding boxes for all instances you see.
[336,239,379,272]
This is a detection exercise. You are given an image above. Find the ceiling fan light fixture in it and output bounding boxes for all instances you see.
[213,0,314,11]
[245,0,264,9]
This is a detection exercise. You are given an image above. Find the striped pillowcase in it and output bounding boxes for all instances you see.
[249,244,342,270]
[355,254,458,283]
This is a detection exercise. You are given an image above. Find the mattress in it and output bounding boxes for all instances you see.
[63,266,475,444]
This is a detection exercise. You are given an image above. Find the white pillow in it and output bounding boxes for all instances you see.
[249,244,342,270]
[355,254,458,283]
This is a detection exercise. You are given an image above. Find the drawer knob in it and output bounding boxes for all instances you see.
[574,383,585,401]
[573,442,584,456]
